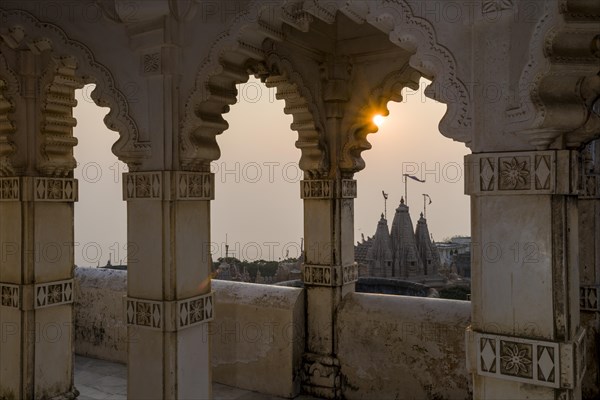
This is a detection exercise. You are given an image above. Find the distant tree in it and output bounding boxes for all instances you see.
[438,286,471,301]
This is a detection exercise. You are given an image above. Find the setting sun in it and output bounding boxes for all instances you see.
[373,114,385,128]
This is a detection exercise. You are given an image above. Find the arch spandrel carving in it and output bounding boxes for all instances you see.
[506,0,600,149]
[183,0,473,177]
[0,9,151,172]
[360,1,473,146]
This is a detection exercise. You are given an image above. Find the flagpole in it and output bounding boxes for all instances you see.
[423,194,426,218]
[404,175,408,204]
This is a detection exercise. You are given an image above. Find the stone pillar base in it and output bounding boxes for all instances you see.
[301,353,342,399]
[49,388,80,400]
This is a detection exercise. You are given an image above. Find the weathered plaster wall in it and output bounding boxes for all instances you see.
[74,267,128,364]
[337,292,472,400]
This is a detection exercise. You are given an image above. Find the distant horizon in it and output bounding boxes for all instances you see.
[73,77,470,266]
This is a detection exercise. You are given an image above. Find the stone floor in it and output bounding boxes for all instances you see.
[75,355,312,400]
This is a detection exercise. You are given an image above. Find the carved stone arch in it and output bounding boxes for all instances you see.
[0,9,150,170]
[339,66,422,173]
[304,0,473,146]
[365,1,472,144]
[180,0,329,174]
[0,53,18,176]
[506,0,600,148]
[258,45,328,178]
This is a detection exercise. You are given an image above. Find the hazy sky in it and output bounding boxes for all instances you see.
[73,78,470,266]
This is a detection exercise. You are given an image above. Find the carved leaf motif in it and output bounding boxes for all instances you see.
[500,341,533,378]
[499,157,530,190]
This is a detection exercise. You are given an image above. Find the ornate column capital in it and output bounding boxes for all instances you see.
[465,150,578,196]
[123,171,214,201]
[580,285,600,312]
[300,179,356,199]
[125,292,214,332]
[0,177,78,202]
[301,264,358,287]
[0,279,75,310]
[467,328,587,390]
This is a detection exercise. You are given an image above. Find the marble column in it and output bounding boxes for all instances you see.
[125,171,214,399]
[466,150,586,399]
[578,141,600,399]
[0,176,78,399]
[300,178,358,398]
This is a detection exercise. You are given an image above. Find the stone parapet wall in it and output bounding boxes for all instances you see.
[74,268,474,399]
[211,280,305,398]
[74,267,128,364]
[73,268,306,398]
[337,292,472,399]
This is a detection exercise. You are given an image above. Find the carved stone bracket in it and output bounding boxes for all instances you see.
[124,172,215,201]
[126,292,214,331]
[581,285,600,312]
[300,179,357,200]
[465,151,578,196]
[468,328,587,390]
[302,264,358,287]
[0,177,77,202]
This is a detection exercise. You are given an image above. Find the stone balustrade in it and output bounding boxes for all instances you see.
[73,267,473,398]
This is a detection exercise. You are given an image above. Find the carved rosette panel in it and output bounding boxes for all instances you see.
[0,283,19,309]
[300,180,333,199]
[123,172,162,200]
[0,177,19,201]
[35,279,74,309]
[466,151,577,195]
[302,264,358,286]
[300,179,357,199]
[580,285,600,312]
[176,172,214,200]
[178,292,214,329]
[34,178,78,202]
[126,298,163,330]
[474,330,587,389]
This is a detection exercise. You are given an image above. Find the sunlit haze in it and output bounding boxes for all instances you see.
[73,78,470,266]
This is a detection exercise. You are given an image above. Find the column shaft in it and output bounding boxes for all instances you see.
[466,151,586,399]
[0,177,78,399]
[125,171,214,400]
